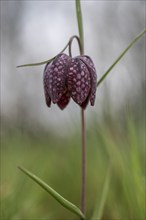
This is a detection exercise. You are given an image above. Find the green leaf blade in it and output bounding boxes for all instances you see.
[97,29,146,87]
[16,58,54,68]
[17,37,70,68]
[18,166,85,219]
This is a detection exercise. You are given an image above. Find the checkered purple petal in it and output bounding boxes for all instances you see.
[79,55,97,106]
[44,53,71,104]
[57,90,70,110]
[67,57,91,106]
[43,62,51,107]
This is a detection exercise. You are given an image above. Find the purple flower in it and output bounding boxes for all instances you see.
[43,53,97,110]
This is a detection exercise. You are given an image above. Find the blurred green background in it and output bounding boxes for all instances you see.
[1,1,145,219]
[1,113,145,219]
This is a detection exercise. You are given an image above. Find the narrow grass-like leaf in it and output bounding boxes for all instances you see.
[17,57,54,68]
[91,166,111,220]
[17,39,70,68]
[97,29,146,87]
[18,166,85,219]
[76,0,84,54]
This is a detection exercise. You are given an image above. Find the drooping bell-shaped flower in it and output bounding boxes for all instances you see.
[43,53,97,110]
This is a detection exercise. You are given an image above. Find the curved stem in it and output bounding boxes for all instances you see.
[17,34,84,68]
[68,35,83,57]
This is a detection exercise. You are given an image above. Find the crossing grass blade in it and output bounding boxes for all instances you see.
[18,166,85,219]
[97,29,146,87]
[91,166,111,220]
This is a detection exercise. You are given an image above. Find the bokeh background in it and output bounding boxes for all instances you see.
[1,1,145,219]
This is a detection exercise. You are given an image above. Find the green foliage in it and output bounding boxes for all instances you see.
[18,166,84,219]
[1,116,145,219]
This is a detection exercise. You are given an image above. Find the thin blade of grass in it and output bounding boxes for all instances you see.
[18,166,85,219]
[97,29,146,87]
[92,166,111,220]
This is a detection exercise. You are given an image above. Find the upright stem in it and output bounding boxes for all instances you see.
[81,108,86,215]
[75,0,86,217]
[76,0,84,54]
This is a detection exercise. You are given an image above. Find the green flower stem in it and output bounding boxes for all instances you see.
[68,35,82,57]
[76,0,86,218]
[76,0,84,55]
[18,166,85,219]
[97,29,146,88]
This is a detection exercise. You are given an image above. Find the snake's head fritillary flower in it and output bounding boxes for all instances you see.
[43,53,97,110]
